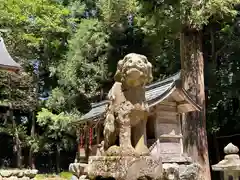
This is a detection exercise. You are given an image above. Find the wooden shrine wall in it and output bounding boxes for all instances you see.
[148,99,184,162]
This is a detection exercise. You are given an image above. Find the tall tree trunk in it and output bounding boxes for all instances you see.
[15,133,22,168]
[29,67,39,169]
[180,30,211,180]
[29,111,36,169]
[11,109,22,168]
[56,144,60,174]
[8,73,22,168]
[49,154,53,172]
[85,127,90,163]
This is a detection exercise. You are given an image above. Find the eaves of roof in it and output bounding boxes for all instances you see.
[72,72,183,125]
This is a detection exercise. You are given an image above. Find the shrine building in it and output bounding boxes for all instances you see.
[73,72,201,164]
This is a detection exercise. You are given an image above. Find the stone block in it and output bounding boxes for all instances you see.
[0,170,37,180]
[160,142,181,154]
[87,155,162,180]
[162,163,201,180]
[157,123,180,136]
[69,163,88,177]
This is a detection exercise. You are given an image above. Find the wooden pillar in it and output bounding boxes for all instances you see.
[76,127,81,162]
[154,112,158,141]
[178,113,184,155]
[223,172,228,180]
[96,123,101,145]
[232,172,239,180]
[84,122,90,162]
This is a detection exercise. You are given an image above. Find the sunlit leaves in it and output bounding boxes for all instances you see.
[58,19,109,97]
[36,108,77,152]
[0,70,36,110]
[181,0,240,29]
[98,0,139,28]
[0,0,71,65]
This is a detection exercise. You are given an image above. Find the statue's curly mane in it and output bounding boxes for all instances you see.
[114,53,153,86]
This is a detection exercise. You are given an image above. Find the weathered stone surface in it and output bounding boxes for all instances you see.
[212,143,240,180]
[87,155,162,180]
[224,143,239,154]
[149,139,191,164]
[179,163,201,180]
[69,163,88,177]
[83,53,162,180]
[70,175,78,180]
[125,156,162,180]
[18,177,30,180]
[162,163,201,180]
[24,170,37,179]
[163,163,179,180]
[103,53,153,155]
[1,178,30,180]
[0,170,12,177]
[0,170,37,180]
[79,175,89,179]
[15,171,23,178]
[8,176,18,180]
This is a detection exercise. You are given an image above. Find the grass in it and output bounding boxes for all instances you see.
[35,172,73,180]
[59,172,73,179]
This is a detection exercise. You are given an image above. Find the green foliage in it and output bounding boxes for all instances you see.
[1,0,240,171]
[68,1,86,19]
[0,0,71,57]
[58,18,109,97]
[0,123,28,143]
[180,0,240,30]
[98,0,138,27]
[0,70,36,110]
[36,108,77,152]
[35,172,72,180]
[45,88,67,113]
[206,21,240,135]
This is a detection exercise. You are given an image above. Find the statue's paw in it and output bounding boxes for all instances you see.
[105,145,121,156]
[120,146,140,157]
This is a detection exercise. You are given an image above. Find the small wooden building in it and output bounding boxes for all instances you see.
[73,72,201,163]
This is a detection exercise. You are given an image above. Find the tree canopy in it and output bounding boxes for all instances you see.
[0,0,240,176]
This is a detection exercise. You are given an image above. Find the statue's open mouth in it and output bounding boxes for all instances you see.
[126,67,143,79]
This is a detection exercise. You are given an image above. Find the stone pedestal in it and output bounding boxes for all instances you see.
[86,155,162,180]
[162,163,201,180]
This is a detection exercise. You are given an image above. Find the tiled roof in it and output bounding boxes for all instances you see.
[73,72,181,124]
[0,38,21,70]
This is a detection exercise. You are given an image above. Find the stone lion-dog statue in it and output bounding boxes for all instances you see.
[102,53,153,156]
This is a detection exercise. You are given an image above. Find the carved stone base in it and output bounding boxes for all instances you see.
[86,156,162,180]
[162,163,201,180]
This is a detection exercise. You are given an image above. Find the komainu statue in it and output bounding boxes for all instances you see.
[103,53,153,156]
[86,53,162,180]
